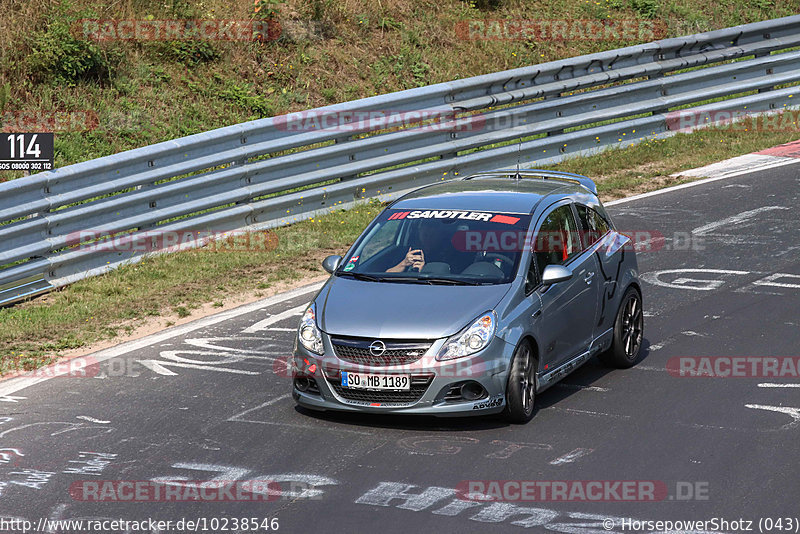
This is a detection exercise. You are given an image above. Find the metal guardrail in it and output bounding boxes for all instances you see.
[2,15,800,305]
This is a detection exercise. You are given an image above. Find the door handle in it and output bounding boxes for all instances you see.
[584,271,594,284]
[532,309,542,319]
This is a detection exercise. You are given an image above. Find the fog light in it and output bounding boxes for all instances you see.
[461,381,486,401]
[295,377,311,392]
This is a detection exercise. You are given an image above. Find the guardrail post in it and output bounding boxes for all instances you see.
[335,135,360,181]
[758,49,774,93]
[544,94,565,137]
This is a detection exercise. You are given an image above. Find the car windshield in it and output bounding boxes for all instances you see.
[336,208,532,285]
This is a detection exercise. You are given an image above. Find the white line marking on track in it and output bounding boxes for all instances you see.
[691,206,789,236]
[0,422,113,438]
[137,359,260,376]
[227,394,292,421]
[641,268,749,291]
[76,416,110,424]
[242,304,307,333]
[554,383,609,392]
[753,273,800,289]
[758,383,800,388]
[745,404,800,428]
[670,153,799,181]
[681,330,707,337]
[182,337,282,353]
[549,448,594,465]
[547,407,631,419]
[629,365,664,371]
[0,395,26,403]
[227,395,377,436]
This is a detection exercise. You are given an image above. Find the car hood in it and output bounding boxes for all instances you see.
[317,276,512,339]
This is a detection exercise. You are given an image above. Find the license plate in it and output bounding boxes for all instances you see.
[341,372,410,390]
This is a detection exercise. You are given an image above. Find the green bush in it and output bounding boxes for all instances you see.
[630,0,660,18]
[220,81,274,116]
[26,4,122,86]
[161,40,220,65]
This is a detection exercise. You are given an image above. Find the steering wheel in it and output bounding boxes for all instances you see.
[478,252,515,269]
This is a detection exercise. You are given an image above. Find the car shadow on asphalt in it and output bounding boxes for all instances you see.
[293,339,656,432]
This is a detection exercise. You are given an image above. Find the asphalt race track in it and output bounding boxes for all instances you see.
[1,164,798,533]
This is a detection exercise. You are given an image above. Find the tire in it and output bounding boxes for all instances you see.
[598,286,644,368]
[503,341,537,424]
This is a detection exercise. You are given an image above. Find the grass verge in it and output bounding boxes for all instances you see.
[1,0,795,179]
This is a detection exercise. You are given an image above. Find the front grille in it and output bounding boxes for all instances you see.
[327,375,433,405]
[331,336,432,366]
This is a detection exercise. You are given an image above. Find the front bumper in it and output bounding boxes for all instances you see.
[292,333,513,417]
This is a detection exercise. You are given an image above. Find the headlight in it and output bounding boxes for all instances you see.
[436,311,496,361]
[298,304,324,355]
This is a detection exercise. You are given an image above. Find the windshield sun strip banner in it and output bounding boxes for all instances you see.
[387,210,524,224]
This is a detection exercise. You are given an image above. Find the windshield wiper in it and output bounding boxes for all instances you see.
[338,272,428,283]
[338,272,491,285]
[377,276,478,285]
[337,272,383,282]
[418,277,485,286]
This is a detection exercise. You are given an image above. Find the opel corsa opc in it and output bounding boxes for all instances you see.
[292,170,643,422]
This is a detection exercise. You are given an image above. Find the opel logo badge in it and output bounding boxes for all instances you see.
[369,340,386,357]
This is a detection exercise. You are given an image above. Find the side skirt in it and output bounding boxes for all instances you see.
[536,328,613,392]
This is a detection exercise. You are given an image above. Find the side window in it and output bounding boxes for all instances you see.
[576,204,611,248]
[533,205,581,278]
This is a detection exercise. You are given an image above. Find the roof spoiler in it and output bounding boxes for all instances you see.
[462,169,598,195]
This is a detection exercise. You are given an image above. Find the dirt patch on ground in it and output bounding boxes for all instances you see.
[599,174,693,203]
[595,161,698,202]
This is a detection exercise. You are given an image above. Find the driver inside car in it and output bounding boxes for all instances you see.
[386,221,494,275]
[386,222,447,272]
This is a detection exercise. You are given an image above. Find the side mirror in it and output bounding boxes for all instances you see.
[541,264,572,286]
[322,255,342,274]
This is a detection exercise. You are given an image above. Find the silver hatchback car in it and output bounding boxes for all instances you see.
[292,170,643,423]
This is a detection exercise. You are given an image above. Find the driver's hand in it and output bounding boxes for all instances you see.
[387,248,425,272]
[409,249,425,271]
